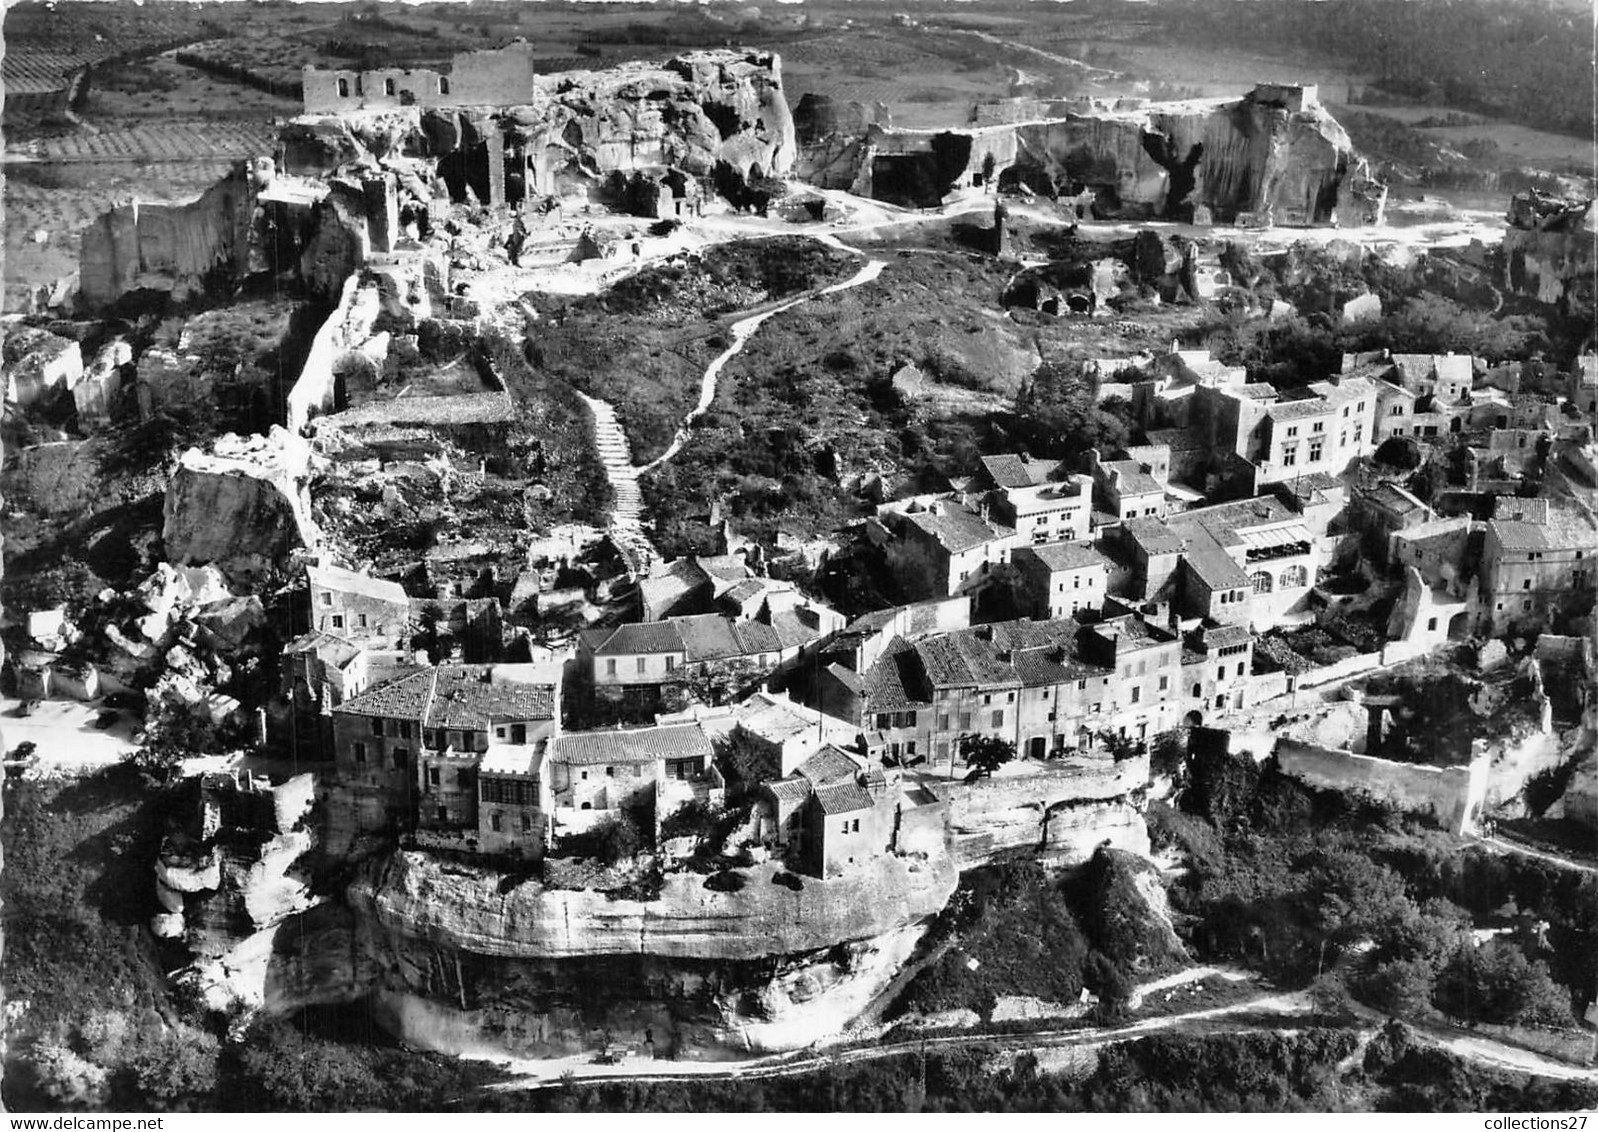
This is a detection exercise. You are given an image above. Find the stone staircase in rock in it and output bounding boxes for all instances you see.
[579,392,655,579]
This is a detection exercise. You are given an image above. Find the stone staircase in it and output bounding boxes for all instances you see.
[579,392,655,578]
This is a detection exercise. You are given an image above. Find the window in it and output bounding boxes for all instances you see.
[851,819,860,833]
[370,718,384,737]
[1427,617,1439,631]
[439,76,450,95]
[399,721,412,739]
[1006,692,1015,703]
[1237,662,1245,677]
[1192,683,1202,698]
[354,741,367,763]
[1158,675,1168,692]
[1282,446,1297,467]
[1216,666,1226,682]
[1091,703,1101,714]
[1391,404,1405,416]
[991,710,1004,728]
[1250,571,1273,594]
[428,767,440,786]
[937,713,950,731]
[665,655,676,673]
[1308,440,1323,462]
[606,766,615,778]
[1522,599,1532,611]
[1130,687,1142,704]
[983,694,992,706]
[1312,421,1324,432]
[331,615,345,629]
[393,748,408,768]
[1077,679,1087,690]
[520,813,532,832]
[1286,426,1299,438]
[876,713,891,730]
[1280,564,1308,588]
[384,77,396,96]
[636,657,647,675]
[958,712,972,730]
[336,77,350,98]
[606,658,617,677]
[491,812,502,832]
[1073,576,1081,589]
[320,592,333,606]
[1523,579,1532,590]
[936,741,950,760]
[358,613,369,628]
[456,769,472,787]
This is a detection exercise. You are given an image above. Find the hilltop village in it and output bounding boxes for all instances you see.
[3,35,1597,1076]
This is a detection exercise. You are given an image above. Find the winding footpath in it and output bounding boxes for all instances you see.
[582,241,887,573]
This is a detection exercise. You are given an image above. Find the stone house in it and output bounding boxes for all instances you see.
[579,603,840,716]
[1166,495,1321,631]
[545,722,719,841]
[821,609,1208,772]
[1087,449,1167,523]
[976,453,1093,546]
[279,631,371,760]
[475,741,545,861]
[1478,509,1598,634]
[1013,543,1110,621]
[306,563,410,652]
[754,744,899,877]
[876,500,1021,600]
[1353,482,1435,563]
[330,663,558,836]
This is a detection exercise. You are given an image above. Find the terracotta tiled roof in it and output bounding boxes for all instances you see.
[814,780,875,815]
[552,722,712,766]
[336,669,436,719]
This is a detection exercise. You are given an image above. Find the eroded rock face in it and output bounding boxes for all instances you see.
[1503,190,1596,315]
[161,427,320,584]
[858,86,1384,224]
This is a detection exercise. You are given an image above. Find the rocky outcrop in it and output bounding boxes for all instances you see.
[858,85,1384,225]
[286,49,795,197]
[357,847,955,962]
[935,755,1152,867]
[1503,190,1596,316]
[161,428,320,583]
[2,327,83,409]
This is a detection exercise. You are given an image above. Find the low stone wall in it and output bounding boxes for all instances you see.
[1275,738,1485,833]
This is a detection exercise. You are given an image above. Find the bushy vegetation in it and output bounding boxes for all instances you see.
[1154,745,1596,1032]
[896,852,1186,1022]
[526,237,858,465]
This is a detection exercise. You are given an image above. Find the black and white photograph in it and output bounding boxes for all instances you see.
[1,0,1596,1114]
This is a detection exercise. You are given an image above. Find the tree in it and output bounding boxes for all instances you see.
[961,734,1015,778]
[1434,939,1573,1027]
[1014,361,1132,462]
[1375,435,1422,470]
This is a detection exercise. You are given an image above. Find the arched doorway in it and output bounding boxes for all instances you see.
[1447,611,1471,641]
[1184,710,1204,727]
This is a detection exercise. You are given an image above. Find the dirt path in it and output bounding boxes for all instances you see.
[1464,831,1598,875]
[634,256,886,476]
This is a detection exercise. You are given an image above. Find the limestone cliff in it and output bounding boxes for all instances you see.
[858,85,1384,225]
[161,428,320,584]
[1503,190,1596,316]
